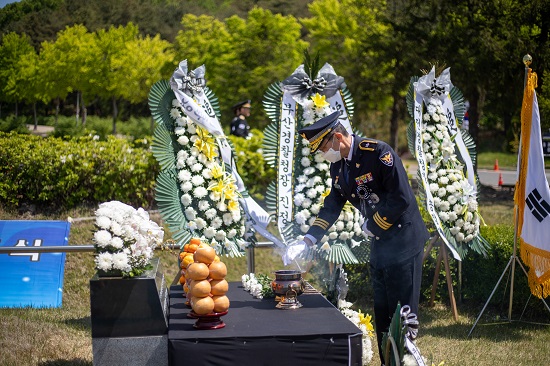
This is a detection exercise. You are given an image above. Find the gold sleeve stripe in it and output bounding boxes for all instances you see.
[313,218,330,230]
[373,212,392,230]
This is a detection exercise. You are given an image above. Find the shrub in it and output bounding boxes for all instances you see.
[0,132,158,210]
[228,128,276,201]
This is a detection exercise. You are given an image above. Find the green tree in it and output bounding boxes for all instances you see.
[51,24,101,125]
[111,33,175,133]
[0,32,36,117]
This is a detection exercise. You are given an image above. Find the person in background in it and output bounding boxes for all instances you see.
[230,100,251,138]
[287,110,429,365]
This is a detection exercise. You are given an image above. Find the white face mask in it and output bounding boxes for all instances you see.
[321,140,342,163]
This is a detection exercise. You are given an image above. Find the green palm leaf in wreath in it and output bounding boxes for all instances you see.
[154,169,191,246]
[149,80,175,128]
[325,243,359,264]
[152,123,176,171]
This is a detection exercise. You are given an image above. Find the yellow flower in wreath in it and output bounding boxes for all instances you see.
[311,93,330,109]
[194,126,218,160]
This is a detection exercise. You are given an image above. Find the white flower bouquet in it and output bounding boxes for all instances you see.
[338,299,374,365]
[93,200,164,278]
[241,273,274,299]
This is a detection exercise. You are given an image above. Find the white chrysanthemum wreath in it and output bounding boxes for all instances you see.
[169,99,248,255]
[294,93,365,254]
[421,98,483,243]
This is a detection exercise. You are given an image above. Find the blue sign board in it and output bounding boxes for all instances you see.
[0,220,70,308]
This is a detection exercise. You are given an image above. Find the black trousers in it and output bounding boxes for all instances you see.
[370,250,423,364]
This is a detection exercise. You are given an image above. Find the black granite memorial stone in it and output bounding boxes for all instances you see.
[90,258,168,338]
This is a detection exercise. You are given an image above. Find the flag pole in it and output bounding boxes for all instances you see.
[508,54,532,320]
[468,54,538,337]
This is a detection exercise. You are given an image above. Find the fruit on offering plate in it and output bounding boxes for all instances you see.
[179,238,230,316]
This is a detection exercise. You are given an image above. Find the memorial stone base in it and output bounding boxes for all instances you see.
[90,258,168,366]
[92,335,168,366]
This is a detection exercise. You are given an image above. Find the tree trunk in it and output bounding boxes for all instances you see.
[467,87,485,172]
[81,92,87,126]
[15,101,18,117]
[55,97,60,128]
[112,96,118,135]
[33,102,37,130]
[76,91,80,125]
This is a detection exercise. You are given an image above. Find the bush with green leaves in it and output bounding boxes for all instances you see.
[0,132,158,210]
[228,128,275,201]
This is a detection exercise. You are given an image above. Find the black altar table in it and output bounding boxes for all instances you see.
[168,282,363,366]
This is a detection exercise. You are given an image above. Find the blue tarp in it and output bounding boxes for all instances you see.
[0,220,70,308]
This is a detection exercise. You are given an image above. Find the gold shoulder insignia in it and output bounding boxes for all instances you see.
[359,140,377,151]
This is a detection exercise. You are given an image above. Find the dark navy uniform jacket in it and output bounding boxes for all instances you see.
[307,135,429,268]
[230,115,250,138]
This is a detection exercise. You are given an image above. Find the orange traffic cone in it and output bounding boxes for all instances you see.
[498,173,504,186]
[494,159,500,171]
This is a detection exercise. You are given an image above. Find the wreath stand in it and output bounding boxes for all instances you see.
[423,233,459,321]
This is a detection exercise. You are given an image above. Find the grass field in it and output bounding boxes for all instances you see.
[1,155,550,365]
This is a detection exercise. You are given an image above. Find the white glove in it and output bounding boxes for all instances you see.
[282,240,307,265]
[362,219,374,237]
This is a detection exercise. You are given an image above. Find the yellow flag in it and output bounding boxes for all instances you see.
[516,68,550,298]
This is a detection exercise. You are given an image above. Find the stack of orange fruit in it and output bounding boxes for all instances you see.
[179,238,230,315]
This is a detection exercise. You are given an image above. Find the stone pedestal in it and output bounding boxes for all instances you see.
[90,258,168,366]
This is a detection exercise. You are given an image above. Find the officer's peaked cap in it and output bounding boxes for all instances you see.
[298,110,343,153]
[232,100,251,110]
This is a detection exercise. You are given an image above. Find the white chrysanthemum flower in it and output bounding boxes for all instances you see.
[450,226,461,235]
[171,99,180,107]
[205,208,217,220]
[181,181,193,193]
[209,191,221,202]
[194,186,208,199]
[423,113,430,121]
[187,124,197,134]
[300,224,310,233]
[440,201,450,212]
[310,204,321,215]
[215,230,226,241]
[339,231,350,240]
[178,170,192,182]
[227,229,237,239]
[448,195,458,205]
[191,175,205,186]
[217,201,227,212]
[456,232,465,242]
[202,169,212,179]
[302,147,311,155]
[439,211,450,222]
[195,218,207,230]
[198,200,210,211]
[294,193,305,207]
[468,199,478,212]
[314,153,325,163]
[96,216,111,230]
[175,117,186,126]
[175,126,186,136]
[223,213,234,226]
[95,251,113,271]
[301,198,312,208]
[429,183,439,193]
[94,230,112,248]
[191,163,203,173]
[437,187,447,197]
[112,252,130,271]
[204,227,216,238]
[295,212,306,225]
[422,132,431,141]
[110,236,124,249]
[329,231,338,240]
[187,221,197,231]
[180,193,192,206]
[335,221,344,231]
[427,104,436,115]
[170,108,181,119]
[111,222,123,236]
[446,185,456,194]
[303,167,315,175]
[198,154,208,164]
[184,207,196,220]
[306,188,317,199]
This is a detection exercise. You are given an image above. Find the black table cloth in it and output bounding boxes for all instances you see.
[168,282,363,366]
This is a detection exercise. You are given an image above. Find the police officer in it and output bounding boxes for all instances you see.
[291,110,429,364]
[230,100,251,138]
